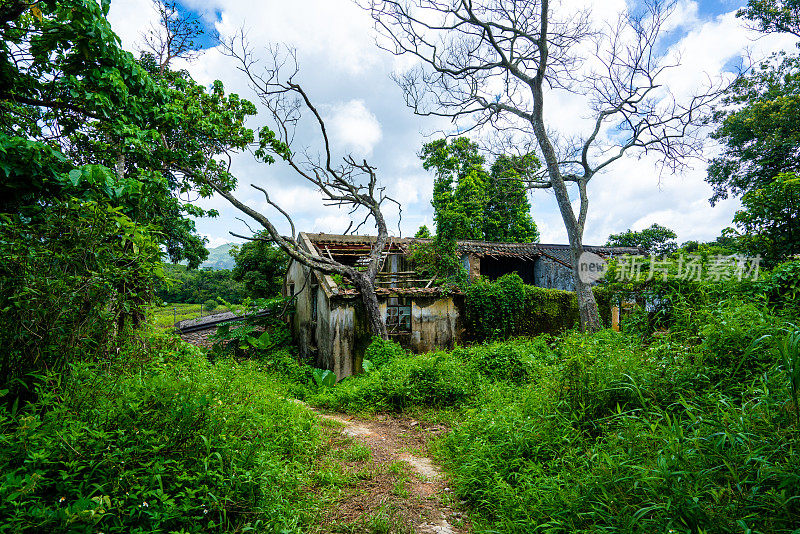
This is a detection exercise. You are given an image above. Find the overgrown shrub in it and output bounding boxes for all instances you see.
[697,300,781,376]
[363,336,408,369]
[763,260,800,316]
[465,274,611,341]
[0,200,162,399]
[454,337,555,384]
[437,332,800,533]
[203,299,218,312]
[310,349,478,412]
[0,335,320,533]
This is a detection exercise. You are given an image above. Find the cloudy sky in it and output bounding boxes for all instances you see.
[107,0,797,248]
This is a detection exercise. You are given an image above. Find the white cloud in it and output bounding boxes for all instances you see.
[326,100,383,156]
[105,0,798,249]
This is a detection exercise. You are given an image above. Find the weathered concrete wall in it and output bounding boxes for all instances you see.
[286,260,316,362]
[179,327,217,347]
[409,296,463,353]
[534,257,575,291]
[315,297,372,380]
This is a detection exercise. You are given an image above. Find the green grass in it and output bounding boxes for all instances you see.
[0,331,320,533]
[148,302,242,328]
[305,321,800,533]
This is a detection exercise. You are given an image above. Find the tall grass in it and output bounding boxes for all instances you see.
[0,332,320,533]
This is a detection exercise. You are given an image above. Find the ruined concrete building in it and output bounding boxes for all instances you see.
[285,232,638,378]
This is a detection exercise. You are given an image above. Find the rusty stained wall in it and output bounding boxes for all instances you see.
[315,298,372,380]
[316,296,462,379]
[286,260,318,362]
[286,258,372,380]
[409,296,462,353]
[534,257,575,291]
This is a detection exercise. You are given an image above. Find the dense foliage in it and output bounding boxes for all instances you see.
[707,4,800,265]
[420,137,539,243]
[156,264,245,305]
[606,223,678,255]
[730,172,800,265]
[0,332,320,533]
[464,273,612,341]
[230,235,290,299]
[0,200,162,397]
[0,0,256,267]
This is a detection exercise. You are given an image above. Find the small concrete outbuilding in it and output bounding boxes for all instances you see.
[285,232,638,379]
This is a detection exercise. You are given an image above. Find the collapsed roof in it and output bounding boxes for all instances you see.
[299,232,642,296]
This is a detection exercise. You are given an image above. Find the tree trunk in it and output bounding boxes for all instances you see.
[529,3,602,333]
[568,245,602,332]
[115,152,125,180]
[353,271,388,340]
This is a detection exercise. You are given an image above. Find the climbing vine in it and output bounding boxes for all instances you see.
[408,236,469,289]
[465,274,613,341]
[465,273,526,340]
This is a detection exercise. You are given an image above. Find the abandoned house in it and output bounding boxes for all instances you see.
[285,232,640,378]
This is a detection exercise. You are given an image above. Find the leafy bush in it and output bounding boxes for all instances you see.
[0,335,320,533]
[455,337,555,384]
[763,260,800,316]
[465,275,612,341]
[310,350,478,412]
[436,331,800,533]
[363,336,408,369]
[0,200,162,398]
[203,299,218,312]
[698,300,781,376]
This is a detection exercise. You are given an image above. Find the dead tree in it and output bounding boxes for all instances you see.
[367,0,724,331]
[140,0,204,75]
[210,41,398,339]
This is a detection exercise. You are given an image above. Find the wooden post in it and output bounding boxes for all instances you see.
[611,305,620,332]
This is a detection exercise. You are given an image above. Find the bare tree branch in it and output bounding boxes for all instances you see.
[207,38,402,339]
[367,0,727,331]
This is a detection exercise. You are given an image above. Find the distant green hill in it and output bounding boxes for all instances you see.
[200,243,236,270]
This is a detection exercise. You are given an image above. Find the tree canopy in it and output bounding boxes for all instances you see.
[729,172,800,265]
[0,0,256,267]
[606,224,678,255]
[230,235,290,299]
[706,0,800,265]
[420,137,539,244]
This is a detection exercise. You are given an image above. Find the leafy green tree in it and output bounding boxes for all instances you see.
[706,53,800,205]
[420,137,539,243]
[706,2,800,265]
[728,173,800,265]
[414,225,432,238]
[606,224,678,255]
[0,0,256,267]
[230,235,290,299]
[486,155,540,243]
[737,0,800,38]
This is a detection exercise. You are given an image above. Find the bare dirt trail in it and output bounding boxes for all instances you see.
[296,401,470,533]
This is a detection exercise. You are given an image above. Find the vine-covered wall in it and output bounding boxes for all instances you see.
[464,273,612,341]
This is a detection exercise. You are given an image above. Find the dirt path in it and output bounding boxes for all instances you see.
[297,401,470,533]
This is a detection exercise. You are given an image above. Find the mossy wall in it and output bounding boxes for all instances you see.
[519,286,611,335]
[464,273,612,341]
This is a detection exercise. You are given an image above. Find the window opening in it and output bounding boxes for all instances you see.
[385,297,411,333]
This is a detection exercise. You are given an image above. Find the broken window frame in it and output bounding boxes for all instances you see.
[385,296,411,333]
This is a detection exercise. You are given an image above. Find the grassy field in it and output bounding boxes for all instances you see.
[148,302,242,328]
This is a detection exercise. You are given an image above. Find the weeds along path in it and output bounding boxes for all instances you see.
[294,401,469,533]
